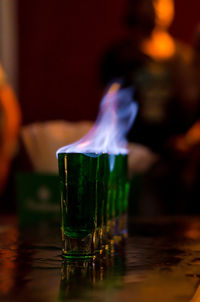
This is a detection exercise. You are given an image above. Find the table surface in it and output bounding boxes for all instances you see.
[1,215,200,302]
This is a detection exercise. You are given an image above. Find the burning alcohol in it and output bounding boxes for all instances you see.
[57,81,138,257]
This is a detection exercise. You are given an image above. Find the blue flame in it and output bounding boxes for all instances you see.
[56,82,138,157]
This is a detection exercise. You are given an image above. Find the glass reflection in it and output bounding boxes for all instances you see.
[58,247,126,301]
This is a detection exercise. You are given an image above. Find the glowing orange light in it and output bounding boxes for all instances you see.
[142,30,175,60]
[141,0,175,60]
[0,83,22,192]
[154,0,174,28]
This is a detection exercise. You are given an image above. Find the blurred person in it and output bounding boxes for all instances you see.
[101,0,200,214]
[101,0,200,153]
[0,64,21,199]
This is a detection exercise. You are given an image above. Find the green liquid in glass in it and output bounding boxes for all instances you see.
[58,152,130,255]
[58,153,97,239]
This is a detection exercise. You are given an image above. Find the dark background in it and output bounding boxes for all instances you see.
[18,0,200,125]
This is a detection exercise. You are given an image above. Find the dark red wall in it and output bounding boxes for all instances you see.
[170,0,200,45]
[18,0,126,124]
[18,0,200,125]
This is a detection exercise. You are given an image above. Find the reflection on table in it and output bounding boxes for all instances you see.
[1,216,200,301]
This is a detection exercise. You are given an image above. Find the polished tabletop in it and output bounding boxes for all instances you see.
[1,215,200,302]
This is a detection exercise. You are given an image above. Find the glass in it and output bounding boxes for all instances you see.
[58,152,130,258]
[58,153,98,258]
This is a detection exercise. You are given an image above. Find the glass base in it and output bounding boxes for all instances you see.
[95,228,103,255]
[62,232,99,259]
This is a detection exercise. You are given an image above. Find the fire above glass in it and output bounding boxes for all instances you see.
[57,81,138,258]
